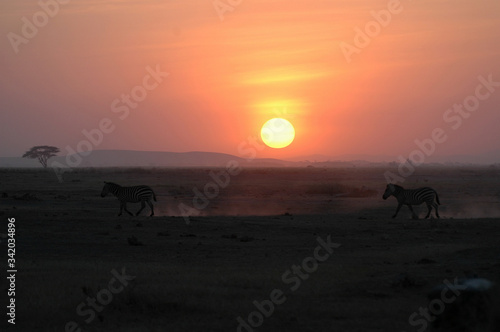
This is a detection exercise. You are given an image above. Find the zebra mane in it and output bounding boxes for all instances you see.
[388,183,404,192]
[104,182,121,188]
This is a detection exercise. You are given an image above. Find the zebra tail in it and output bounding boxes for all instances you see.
[153,191,157,202]
[435,192,441,205]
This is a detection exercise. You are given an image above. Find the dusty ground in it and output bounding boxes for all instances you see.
[1,166,500,331]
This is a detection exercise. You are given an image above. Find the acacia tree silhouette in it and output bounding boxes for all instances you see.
[22,146,60,168]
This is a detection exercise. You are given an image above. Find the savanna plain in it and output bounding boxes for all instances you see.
[1,166,500,331]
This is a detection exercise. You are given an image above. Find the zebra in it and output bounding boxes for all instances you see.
[382,183,440,219]
[100,182,157,216]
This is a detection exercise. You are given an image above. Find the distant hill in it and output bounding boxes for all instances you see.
[0,150,292,168]
[0,157,40,168]
[287,154,395,163]
[288,151,500,165]
[0,149,498,168]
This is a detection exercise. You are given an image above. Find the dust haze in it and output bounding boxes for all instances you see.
[1,166,500,331]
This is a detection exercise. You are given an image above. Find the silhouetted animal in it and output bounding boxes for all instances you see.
[101,182,156,216]
[382,183,440,219]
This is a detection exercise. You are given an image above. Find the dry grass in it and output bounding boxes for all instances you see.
[1,166,500,331]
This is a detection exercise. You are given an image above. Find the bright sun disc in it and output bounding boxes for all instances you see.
[260,118,295,149]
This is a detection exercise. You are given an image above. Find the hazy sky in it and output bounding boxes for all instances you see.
[1,0,499,160]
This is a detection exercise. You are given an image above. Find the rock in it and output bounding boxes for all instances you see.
[14,193,41,201]
[392,273,417,288]
[240,236,254,242]
[222,234,237,239]
[416,258,437,264]
[127,236,143,246]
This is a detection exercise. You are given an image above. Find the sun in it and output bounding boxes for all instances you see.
[260,118,295,149]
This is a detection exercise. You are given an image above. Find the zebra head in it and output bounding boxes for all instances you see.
[101,182,115,197]
[382,183,396,200]
[101,182,110,197]
[101,182,121,197]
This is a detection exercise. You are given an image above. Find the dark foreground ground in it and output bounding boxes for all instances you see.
[1,166,500,331]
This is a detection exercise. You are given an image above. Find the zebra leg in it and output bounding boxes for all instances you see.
[408,205,418,219]
[433,202,440,219]
[393,203,403,218]
[122,202,133,216]
[136,201,146,216]
[424,203,432,219]
[118,202,123,216]
[147,201,154,217]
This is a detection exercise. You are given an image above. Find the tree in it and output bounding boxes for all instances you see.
[22,145,60,168]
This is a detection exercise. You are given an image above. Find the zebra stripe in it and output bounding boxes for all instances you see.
[383,183,440,219]
[101,182,157,216]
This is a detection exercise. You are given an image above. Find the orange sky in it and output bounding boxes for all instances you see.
[1,0,499,161]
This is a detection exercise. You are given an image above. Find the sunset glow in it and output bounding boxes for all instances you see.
[1,1,499,162]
